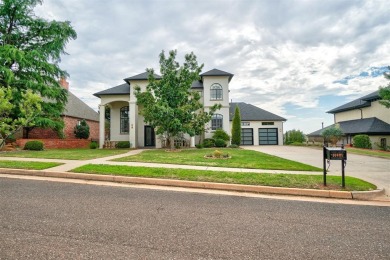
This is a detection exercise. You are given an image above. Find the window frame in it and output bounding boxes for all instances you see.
[210,83,223,100]
[211,114,223,130]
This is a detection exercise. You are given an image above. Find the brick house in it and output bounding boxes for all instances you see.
[17,79,99,148]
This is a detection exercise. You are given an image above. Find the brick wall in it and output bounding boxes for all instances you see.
[16,139,92,149]
[27,116,99,140]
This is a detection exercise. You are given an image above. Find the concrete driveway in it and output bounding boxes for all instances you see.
[243,146,390,196]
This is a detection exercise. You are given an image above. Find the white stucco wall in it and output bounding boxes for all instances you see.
[334,100,390,124]
[109,101,130,142]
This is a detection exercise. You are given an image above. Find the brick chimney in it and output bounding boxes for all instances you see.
[59,77,69,90]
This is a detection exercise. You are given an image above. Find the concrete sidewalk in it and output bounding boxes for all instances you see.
[0,148,388,201]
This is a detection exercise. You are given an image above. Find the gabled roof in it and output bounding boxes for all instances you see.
[229,102,286,121]
[308,117,390,136]
[64,91,99,121]
[201,69,234,82]
[327,90,380,114]
[93,83,130,97]
[123,71,162,82]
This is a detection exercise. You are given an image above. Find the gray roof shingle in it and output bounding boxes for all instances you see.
[124,71,162,82]
[327,90,380,114]
[64,91,99,121]
[229,102,286,121]
[307,117,390,136]
[93,83,130,97]
[201,69,234,82]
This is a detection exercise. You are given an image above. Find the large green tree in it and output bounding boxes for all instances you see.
[379,67,390,108]
[135,50,221,149]
[0,0,77,135]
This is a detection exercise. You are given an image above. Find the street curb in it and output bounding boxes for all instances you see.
[0,168,384,200]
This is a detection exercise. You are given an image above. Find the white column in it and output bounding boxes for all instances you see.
[190,136,195,147]
[129,102,137,148]
[99,105,105,148]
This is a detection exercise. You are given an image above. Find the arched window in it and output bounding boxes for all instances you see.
[211,114,223,130]
[120,106,129,134]
[210,83,223,100]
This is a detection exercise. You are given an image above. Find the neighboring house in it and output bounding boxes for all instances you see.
[308,90,390,149]
[23,79,99,141]
[94,68,286,148]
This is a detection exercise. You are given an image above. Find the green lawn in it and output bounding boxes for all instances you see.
[0,149,130,160]
[71,164,375,191]
[113,148,321,171]
[346,147,390,159]
[0,160,62,170]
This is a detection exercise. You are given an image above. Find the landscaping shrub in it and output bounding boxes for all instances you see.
[74,119,90,139]
[89,141,98,149]
[195,144,204,149]
[115,141,131,148]
[229,144,239,148]
[215,138,227,147]
[231,105,241,146]
[24,140,44,151]
[203,138,215,148]
[353,135,372,149]
[212,129,230,142]
[285,129,306,144]
[213,150,223,158]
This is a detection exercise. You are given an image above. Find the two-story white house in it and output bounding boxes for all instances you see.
[308,90,390,149]
[94,68,286,148]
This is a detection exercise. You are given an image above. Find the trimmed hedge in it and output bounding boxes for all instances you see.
[89,141,98,149]
[215,138,227,147]
[115,141,131,149]
[24,140,44,151]
[353,135,372,149]
[203,138,215,148]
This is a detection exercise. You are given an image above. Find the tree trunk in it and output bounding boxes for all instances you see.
[170,136,175,150]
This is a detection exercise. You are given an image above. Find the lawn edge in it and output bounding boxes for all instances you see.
[0,168,384,200]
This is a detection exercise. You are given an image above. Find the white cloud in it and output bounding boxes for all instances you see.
[33,0,390,133]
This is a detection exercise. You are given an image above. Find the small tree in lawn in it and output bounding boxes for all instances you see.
[321,125,344,146]
[231,105,241,146]
[74,119,90,139]
[0,87,41,148]
[134,50,221,150]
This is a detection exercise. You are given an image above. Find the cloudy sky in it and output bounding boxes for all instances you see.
[35,0,390,134]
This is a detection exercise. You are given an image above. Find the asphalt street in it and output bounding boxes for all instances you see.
[1,178,389,259]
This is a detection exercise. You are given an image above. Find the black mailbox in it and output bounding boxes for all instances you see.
[324,147,347,160]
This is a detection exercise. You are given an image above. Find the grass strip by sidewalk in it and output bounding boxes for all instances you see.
[113,148,322,171]
[0,149,130,160]
[346,148,390,159]
[71,164,376,191]
[0,160,63,170]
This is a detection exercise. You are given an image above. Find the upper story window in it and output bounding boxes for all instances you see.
[211,114,223,130]
[120,106,129,134]
[210,83,223,100]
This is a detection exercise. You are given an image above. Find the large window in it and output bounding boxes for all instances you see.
[210,83,223,100]
[120,106,129,134]
[211,114,223,130]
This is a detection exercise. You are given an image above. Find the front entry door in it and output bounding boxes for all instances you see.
[144,126,155,147]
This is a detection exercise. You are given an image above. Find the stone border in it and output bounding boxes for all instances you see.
[0,168,385,200]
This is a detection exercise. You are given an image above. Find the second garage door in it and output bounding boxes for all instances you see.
[259,128,278,145]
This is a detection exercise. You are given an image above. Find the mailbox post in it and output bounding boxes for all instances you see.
[323,144,347,187]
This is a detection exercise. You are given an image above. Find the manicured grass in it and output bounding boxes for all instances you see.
[0,160,62,170]
[71,164,376,191]
[0,149,130,160]
[346,147,390,159]
[113,148,322,171]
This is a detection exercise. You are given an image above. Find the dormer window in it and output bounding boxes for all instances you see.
[210,83,223,100]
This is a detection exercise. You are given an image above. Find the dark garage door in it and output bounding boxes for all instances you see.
[259,128,278,145]
[241,128,253,145]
